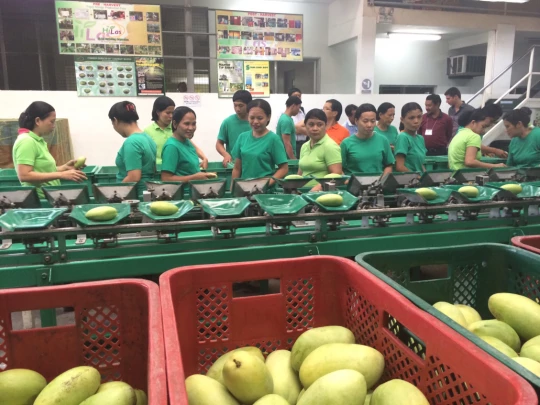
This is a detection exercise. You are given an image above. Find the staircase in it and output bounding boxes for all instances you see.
[466,45,540,149]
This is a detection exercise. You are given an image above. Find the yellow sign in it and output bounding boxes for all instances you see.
[244,61,270,98]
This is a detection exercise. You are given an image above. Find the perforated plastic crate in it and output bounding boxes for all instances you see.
[160,256,536,405]
[0,279,167,405]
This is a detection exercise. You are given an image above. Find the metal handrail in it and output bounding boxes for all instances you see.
[466,45,539,105]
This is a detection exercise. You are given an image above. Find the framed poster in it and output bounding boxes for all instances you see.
[75,57,136,97]
[244,61,270,98]
[56,1,163,57]
[136,57,165,96]
[216,10,303,62]
[218,61,245,98]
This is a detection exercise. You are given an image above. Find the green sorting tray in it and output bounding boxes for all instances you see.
[139,201,195,221]
[485,182,540,199]
[302,191,358,212]
[0,208,67,231]
[254,194,308,215]
[199,197,251,218]
[443,185,506,202]
[396,187,454,205]
[356,243,540,394]
[69,203,131,227]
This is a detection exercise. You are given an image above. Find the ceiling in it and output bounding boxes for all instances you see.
[376,24,487,40]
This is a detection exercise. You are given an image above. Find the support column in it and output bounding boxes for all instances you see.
[483,24,516,101]
[355,15,376,95]
[185,0,195,93]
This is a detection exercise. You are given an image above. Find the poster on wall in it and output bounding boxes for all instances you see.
[75,57,136,97]
[218,61,245,98]
[216,10,303,62]
[244,61,270,98]
[136,57,165,96]
[56,1,163,57]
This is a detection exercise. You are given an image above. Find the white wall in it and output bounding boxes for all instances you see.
[328,39,358,94]
[0,91,474,166]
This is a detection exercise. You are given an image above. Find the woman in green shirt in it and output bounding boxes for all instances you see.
[504,107,540,168]
[448,109,506,171]
[109,101,157,195]
[144,96,208,168]
[13,102,86,198]
[232,99,289,186]
[341,103,394,175]
[161,107,216,182]
[374,102,399,150]
[395,103,427,172]
[298,108,342,191]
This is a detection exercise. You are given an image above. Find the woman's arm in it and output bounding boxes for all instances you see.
[464,147,506,169]
[216,140,232,167]
[161,171,213,182]
[481,144,508,159]
[123,169,142,183]
[17,164,86,183]
[191,141,208,170]
[383,165,393,175]
[231,159,242,182]
[327,163,342,175]
[395,155,409,172]
[270,162,289,186]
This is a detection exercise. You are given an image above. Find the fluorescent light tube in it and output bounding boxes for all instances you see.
[388,33,442,41]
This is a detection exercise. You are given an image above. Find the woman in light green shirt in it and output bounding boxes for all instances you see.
[504,107,540,168]
[13,102,86,198]
[144,96,208,167]
[448,108,506,170]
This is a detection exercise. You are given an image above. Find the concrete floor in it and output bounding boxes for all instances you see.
[11,308,75,330]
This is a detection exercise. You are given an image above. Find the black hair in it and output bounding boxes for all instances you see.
[108,101,139,123]
[286,96,302,108]
[288,87,302,97]
[521,107,533,117]
[326,99,343,121]
[232,90,252,105]
[426,94,442,106]
[171,106,196,131]
[444,87,461,98]
[345,104,357,117]
[247,99,272,125]
[20,101,55,130]
[503,108,531,127]
[304,108,327,124]
[377,102,395,121]
[401,102,423,118]
[354,103,377,120]
[483,102,503,120]
[151,96,175,122]
[458,108,487,128]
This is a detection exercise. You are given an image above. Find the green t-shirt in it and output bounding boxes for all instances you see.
[341,133,395,174]
[374,125,399,146]
[507,127,540,168]
[276,113,296,158]
[217,114,251,154]
[161,136,200,176]
[448,128,482,171]
[12,131,61,198]
[299,134,342,186]
[395,132,427,172]
[232,130,288,179]
[115,132,157,195]
[144,122,172,166]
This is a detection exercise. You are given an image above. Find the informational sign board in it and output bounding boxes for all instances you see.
[216,10,303,61]
[218,61,245,98]
[135,57,165,96]
[56,1,163,57]
[244,61,270,98]
[75,57,136,97]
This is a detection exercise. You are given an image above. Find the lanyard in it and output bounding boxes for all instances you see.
[426,115,439,132]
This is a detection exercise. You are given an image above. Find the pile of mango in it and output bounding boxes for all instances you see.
[0,366,147,405]
[434,292,540,376]
[186,325,429,405]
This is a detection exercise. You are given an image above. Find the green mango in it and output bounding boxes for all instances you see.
[433,302,468,328]
[479,336,519,358]
[186,375,239,405]
[513,357,540,377]
[501,183,523,195]
[149,201,179,216]
[415,188,437,201]
[454,304,481,326]
[323,173,342,179]
[458,186,479,198]
[284,175,304,180]
[371,379,429,405]
[34,366,101,405]
[489,293,540,341]
[85,206,118,221]
[315,194,343,207]
[207,347,265,385]
[79,384,136,405]
[265,350,301,404]
[74,156,87,169]
[297,369,366,405]
[468,320,521,352]
[253,394,291,405]
[0,369,47,405]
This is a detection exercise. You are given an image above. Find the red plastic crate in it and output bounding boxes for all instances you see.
[160,256,537,405]
[512,236,540,255]
[0,279,167,405]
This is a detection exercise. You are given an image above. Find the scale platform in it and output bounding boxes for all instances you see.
[380,172,421,194]
[488,168,522,182]
[397,187,455,205]
[43,185,90,208]
[138,201,194,221]
[443,185,508,203]
[232,178,270,198]
[419,170,455,188]
[70,203,131,227]
[302,191,358,212]
[452,169,487,185]
[190,179,226,201]
[347,173,382,196]
[485,182,540,199]
[199,197,251,218]
[0,208,67,231]
[313,176,350,191]
[93,183,138,203]
[0,187,41,211]
[274,177,312,193]
[254,194,308,216]
[146,181,185,201]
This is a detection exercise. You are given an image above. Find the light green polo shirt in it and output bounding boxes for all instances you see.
[395,132,427,172]
[115,132,157,195]
[299,134,342,187]
[374,125,399,146]
[144,122,172,165]
[448,128,482,171]
[161,136,200,176]
[507,127,540,168]
[217,114,251,154]
[276,113,296,158]
[232,130,288,179]
[12,131,60,198]
[341,132,395,174]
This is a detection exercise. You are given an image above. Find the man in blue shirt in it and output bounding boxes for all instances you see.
[344,104,358,136]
